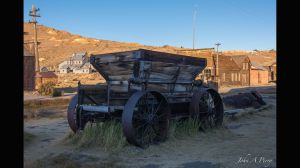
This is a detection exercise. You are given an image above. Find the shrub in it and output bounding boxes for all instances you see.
[38,82,55,96]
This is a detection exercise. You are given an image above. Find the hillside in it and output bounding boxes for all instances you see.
[24,23,184,69]
[24,23,276,88]
[24,23,276,69]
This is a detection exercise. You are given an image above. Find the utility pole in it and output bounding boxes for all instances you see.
[215,43,221,78]
[29,5,41,72]
[192,8,197,50]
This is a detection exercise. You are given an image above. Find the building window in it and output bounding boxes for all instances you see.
[222,73,226,81]
[204,69,211,77]
[231,73,240,82]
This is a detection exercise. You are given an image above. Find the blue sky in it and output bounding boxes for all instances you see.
[24,0,276,51]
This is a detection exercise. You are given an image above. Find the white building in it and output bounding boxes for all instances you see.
[58,52,94,73]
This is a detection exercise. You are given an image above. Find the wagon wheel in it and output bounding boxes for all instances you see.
[189,88,224,129]
[67,94,79,133]
[122,91,171,148]
[67,94,89,133]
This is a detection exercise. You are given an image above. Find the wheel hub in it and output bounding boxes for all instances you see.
[147,113,158,124]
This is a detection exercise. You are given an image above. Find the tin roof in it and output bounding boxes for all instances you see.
[59,64,70,69]
[247,54,276,67]
[250,62,268,70]
[231,55,248,68]
[72,52,87,60]
[231,55,270,71]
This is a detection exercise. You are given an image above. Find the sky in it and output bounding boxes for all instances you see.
[24,0,276,51]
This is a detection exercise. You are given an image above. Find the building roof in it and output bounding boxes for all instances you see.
[40,67,49,72]
[58,61,68,68]
[81,62,91,69]
[71,64,82,69]
[36,72,58,78]
[250,62,268,70]
[231,55,248,68]
[218,55,242,71]
[230,55,271,71]
[59,64,70,69]
[247,54,276,67]
[72,52,87,60]
[175,49,214,67]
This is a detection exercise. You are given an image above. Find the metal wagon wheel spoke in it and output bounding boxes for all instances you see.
[189,88,224,130]
[122,91,171,148]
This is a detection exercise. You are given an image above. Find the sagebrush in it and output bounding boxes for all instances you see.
[38,82,55,96]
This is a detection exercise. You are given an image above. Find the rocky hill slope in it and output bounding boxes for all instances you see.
[24,23,184,69]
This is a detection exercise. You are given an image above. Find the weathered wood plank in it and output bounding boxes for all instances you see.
[91,49,207,83]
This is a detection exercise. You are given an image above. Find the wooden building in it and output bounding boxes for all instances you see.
[218,56,249,86]
[268,62,276,82]
[24,47,35,91]
[35,71,58,89]
[221,55,269,87]
[249,62,269,86]
[176,48,215,82]
[176,49,275,87]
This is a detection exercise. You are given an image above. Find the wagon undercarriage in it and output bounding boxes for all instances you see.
[67,49,224,147]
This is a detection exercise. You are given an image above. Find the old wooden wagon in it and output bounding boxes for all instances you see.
[67,49,224,147]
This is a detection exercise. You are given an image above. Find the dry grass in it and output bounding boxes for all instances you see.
[63,118,205,151]
[62,106,270,151]
[63,121,127,151]
[168,118,202,140]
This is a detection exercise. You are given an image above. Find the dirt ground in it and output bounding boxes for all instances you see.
[24,86,276,168]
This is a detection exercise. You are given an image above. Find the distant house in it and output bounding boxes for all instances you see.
[40,67,49,72]
[229,55,269,86]
[73,62,93,74]
[58,52,94,73]
[249,61,269,86]
[24,46,35,91]
[218,56,248,87]
[71,52,88,65]
[59,64,71,73]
